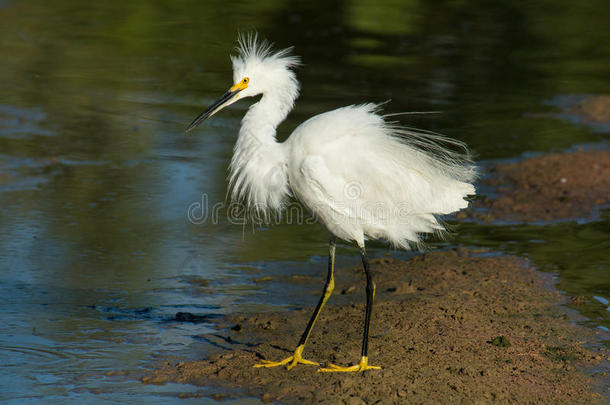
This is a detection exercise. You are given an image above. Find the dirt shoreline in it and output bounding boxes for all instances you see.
[143,250,609,404]
[569,94,610,124]
[464,150,610,223]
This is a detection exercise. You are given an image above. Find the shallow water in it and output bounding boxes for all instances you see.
[0,0,609,402]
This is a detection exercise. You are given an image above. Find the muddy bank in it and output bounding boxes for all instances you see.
[570,95,610,124]
[465,150,610,223]
[143,250,608,404]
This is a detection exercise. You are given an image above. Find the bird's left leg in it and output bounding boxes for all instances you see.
[319,244,381,372]
[254,235,337,370]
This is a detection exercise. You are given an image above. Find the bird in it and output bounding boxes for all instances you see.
[186,34,476,372]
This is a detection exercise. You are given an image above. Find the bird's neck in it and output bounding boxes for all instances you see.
[239,93,291,141]
[228,93,293,214]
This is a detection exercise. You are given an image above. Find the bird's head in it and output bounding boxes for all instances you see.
[187,34,301,132]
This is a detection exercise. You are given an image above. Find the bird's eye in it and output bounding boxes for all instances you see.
[242,78,249,84]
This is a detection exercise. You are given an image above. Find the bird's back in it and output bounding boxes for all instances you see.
[285,103,476,249]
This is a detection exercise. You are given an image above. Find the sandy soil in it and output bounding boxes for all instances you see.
[143,250,609,404]
[464,150,610,223]
[570,95,610,123]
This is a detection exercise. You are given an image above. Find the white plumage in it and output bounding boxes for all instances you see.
[187,34,477,372]
[286,103,475,249]
[206,35,476,249]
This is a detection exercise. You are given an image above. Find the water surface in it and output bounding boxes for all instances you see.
[1,0,609,402]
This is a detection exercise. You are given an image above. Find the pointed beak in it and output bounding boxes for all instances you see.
[186,87,242,132]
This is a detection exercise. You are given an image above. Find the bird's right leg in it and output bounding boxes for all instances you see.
[319,244,381,372]
[254,235,336,370]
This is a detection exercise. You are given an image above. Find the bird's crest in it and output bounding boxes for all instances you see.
[231,33,301,79]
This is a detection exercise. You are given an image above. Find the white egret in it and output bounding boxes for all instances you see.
[187,35,476,372]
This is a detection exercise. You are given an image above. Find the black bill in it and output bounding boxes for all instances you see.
[186,88,241,132]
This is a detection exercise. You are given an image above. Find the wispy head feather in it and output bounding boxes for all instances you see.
[235,33,300,66]
[230,33,300,83]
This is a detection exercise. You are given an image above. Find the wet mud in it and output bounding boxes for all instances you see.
[465,150,610,223]
[143,250,609,404]
[570,95,610,124]
[464,93,610,223]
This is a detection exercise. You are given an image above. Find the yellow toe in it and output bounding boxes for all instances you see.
[254,358,291,368]
[254,344,318,370]
[318,356,381,372]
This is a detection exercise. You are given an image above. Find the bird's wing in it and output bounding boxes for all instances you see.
[287,103,476,248]
[290,104,473,215]
[297,155,356,219]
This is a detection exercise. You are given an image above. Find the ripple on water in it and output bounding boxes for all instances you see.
[0,104,55,139]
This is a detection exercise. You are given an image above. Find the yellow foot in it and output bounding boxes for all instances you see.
[254,344,318,370]
[318,356,381,372]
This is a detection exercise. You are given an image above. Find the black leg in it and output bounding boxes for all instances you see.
[318,243,380,372]
[359,246,375,359]
[254,234,336,369]
[297,235,336,347]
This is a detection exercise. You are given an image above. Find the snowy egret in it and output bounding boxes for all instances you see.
[187,35,476,372]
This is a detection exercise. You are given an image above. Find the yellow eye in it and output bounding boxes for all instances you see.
[230,78,249,92]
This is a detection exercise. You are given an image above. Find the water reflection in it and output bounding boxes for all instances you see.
[0,0,609,402]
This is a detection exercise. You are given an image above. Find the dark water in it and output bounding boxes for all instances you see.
[1,0,609,402]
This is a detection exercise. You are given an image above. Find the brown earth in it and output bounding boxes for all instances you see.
[570,95,610,123]
[464,150,610,223]
[143,250,609,404]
